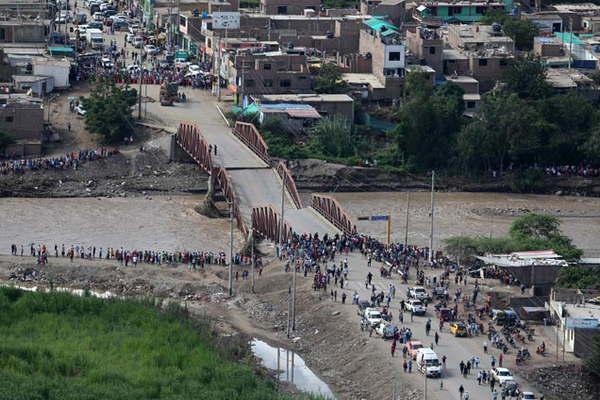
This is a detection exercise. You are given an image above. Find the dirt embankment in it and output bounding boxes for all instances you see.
[0,149,208,198]
[288,159,600,196]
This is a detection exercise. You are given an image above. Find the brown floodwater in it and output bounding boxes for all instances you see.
[329,192,600,256]
[0,196,243,253]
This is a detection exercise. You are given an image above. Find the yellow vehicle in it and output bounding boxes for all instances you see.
[449,322,468,337]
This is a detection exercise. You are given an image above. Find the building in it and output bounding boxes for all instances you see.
[260,0,320,15]
[349,17,405,100]
[412,0,514,24]
[545,68,595,93]
[0,19,50,44]
[533,36,569,67]
[256,93,355,122]
[227,48,312,98]
[445,24,514,91]
[476,250,568,295]
[32,58,70,89]
[521,13,563,36]
[258,103,321,131]
[444,75,481,115]
[548,288,600,358]
[0,0,54,18]
[0,97,44,156]
[12,75,54,96]
[406,26,444,79]
[582,16,600,34]
[360,0,406,26]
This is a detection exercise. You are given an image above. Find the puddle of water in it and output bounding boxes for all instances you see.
[2,284,116,299]
[251,339,335,399]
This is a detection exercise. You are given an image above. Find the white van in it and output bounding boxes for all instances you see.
[416,348,442,378]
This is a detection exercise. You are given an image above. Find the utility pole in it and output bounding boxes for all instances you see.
[279,179,285,244]
[386,216,392,247]
[251,229,255,293]
[137,58,143,119]
[404,191,410,249]
[568,16,574,70]
[291,251,297,330]
[217,28,228,102]
[228,201,234,297]
[429,171,435,262]
[423,370,428,400]
[286,284,291,338]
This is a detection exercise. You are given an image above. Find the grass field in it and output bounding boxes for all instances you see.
[0,287,314,400]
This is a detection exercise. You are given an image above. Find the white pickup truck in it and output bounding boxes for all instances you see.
[363,307,383,328]
[86,28,104,50]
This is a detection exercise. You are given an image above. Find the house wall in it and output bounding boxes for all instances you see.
[260,0,320,15]
[0,105,43,141]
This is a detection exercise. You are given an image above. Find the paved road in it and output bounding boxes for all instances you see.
[338,252,546,400]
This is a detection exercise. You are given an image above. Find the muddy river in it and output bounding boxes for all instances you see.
[0,196,243,253]
[330,192,600,256]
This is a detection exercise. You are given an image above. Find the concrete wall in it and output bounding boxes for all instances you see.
[0,23,48,43]
[260,0,320,15]
[0,104,43,141]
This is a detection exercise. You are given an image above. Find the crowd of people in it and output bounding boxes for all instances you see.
[542,165,600,177]
[9,243,262,272]
[0,148,119,175]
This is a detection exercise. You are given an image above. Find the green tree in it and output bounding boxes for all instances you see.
[308,116,354,158]
[587,334,600,379]
[314,63,349,94]
[83,79,137,144]
[457,93,542,173]
[581,125,600,164]
[503,56,550,99]
[391,73,464,171]
[0,131,14,153]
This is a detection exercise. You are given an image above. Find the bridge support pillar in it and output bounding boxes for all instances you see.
[194,174,221,218]
[169,134,194,163]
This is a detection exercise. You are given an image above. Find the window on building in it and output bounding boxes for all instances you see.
[179,16,187,27]
[453,6,462,14]
[429,47,436,55]
[280,79,291,87]
[478,58,488,66]
[264,79,273,87]
[263,63,271,70]
[0,28,5,41]
[466,101,476,109]
[388,52,401,61]
[475,6,486,14]
[277,5,287,14]
[245,79,255,88]
[5,116,13,122]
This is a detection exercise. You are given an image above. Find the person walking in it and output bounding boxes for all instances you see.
[391,340,397,357]
[434,331,439,345]
[459,384,465,399]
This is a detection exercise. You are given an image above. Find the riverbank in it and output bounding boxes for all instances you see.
[288,159,600,197]
[0,148,207,198]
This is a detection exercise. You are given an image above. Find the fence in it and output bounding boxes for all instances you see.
[213,166,249,237]
[232,121,270,164]
[311,194,356,235]
[276,161,303,209]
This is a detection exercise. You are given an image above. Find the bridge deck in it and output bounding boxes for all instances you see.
[145,86,337,237]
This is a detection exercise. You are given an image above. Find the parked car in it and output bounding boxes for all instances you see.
[87,21,103,29]
[144,44,160,55]
[405,340,424,360]
[416,348,442,378]
[520,392,536,400]
[436,307,453,322]
[449,322,468,337]
[363,307,383,328]
[75,104,87,116]
[133,36,144,48]
[375,322,398,339]
[101,56,114,69]
[432,286,448,299]
[406,299,426,316]
[491,367,515,386]
[356,300,373,316]
[93,12,104,22]
[408,286,429,301]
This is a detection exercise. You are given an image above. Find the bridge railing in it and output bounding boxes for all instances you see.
[232,121,270,164]
[276,161,303,209]
[176,122,213,173]
[312,194,356,235]
[213,167,249,237]
[251,205,293,243]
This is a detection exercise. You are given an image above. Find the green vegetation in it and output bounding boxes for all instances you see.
[0,287,317,400]
[587,333,600,380]
[314,63,349,95]
[444,213,583,261]
[83,79,137,144]
[481,10,539,51]
[0,131,14,153]
[555,266,600,289]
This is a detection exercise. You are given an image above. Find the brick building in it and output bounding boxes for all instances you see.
[406,26,443,79]
[0,98,44,156]
[0,20,49,44]
[260,0,319,15]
